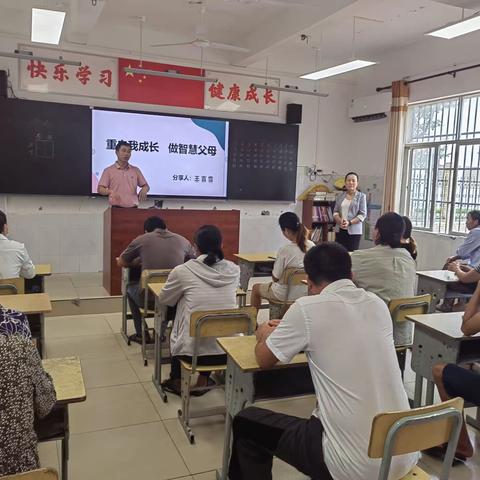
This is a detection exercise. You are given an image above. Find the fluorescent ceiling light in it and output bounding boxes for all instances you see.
[426,14,480,39]
[31,8,66,45]
[251,83,328,97]
[123,67,217,83]
[0,50,80,66]
[300,60,377,80]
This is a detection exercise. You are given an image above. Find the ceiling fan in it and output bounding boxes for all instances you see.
[151,5,249,52]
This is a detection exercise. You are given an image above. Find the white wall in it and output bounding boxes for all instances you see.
[0,36,356,272]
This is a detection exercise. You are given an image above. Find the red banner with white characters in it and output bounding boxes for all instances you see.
[19,46,117,99]
[118,58,204,108]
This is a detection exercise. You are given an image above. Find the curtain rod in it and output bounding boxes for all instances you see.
[376,62,480,92]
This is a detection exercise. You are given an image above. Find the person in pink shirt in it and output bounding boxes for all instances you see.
[97,141,150,208]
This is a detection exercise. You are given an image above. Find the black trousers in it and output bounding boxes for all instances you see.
[229,406,333,480]
[443,364,480,405]
[169,354,227,380]
[335,229,361,252]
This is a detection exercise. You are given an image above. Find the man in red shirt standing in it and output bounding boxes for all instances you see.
[97,141,149,207]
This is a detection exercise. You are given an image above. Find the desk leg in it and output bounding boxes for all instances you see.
[153,303,168,403]
[414,374,423,407]
[466,407,480,431]
[425,380,435,406]
[238,260,254,293]
[61,406,69,480]
[217,357,254,480]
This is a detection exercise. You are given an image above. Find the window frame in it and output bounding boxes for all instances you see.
[402,93,480,235]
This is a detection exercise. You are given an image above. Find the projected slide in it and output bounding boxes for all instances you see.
[92,109,228,197]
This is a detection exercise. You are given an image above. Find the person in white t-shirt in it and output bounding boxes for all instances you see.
[228,242,418,480]
[0,210,35,280]
[250,212,314,309]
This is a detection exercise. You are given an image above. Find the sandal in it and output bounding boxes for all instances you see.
[191,377,216,397]
[161,379,181,397]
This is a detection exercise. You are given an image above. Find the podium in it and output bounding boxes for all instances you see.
[103,208,240,295]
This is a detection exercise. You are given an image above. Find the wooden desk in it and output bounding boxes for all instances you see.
[40,357,86,480]
[416,270,461,312]
[234,253,276,291]
[216,335,314,480]
[0,293,52,357]
[407,312,480,407]
[25,264,52,293]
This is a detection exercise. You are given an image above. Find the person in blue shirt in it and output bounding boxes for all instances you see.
[439,211,480,311]
[445,210,480,267]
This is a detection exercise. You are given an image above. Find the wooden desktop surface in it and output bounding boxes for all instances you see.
[217,335,307,373]
[35,264,52,276]
[234,253,276,263]
[42,357,86,404]
[0,293,52,314]
[148,282,166,296]
[416,270,459,283]
[407,312,480,339]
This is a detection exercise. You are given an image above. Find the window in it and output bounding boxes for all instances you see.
[403,94,480,234]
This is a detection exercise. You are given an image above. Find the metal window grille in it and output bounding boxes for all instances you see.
[403,94,480,234]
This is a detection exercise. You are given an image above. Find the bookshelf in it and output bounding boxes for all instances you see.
[301,191,337,244]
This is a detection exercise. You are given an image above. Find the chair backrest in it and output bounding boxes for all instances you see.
[190,306,257,338]
[0,277,25,295]
[388,294,431,322]
[4,468,59,480]
[369,397,464,480]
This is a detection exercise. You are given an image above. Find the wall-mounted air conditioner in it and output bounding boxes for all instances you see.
[348,92,391,123]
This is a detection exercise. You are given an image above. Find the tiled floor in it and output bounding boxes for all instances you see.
[39,277,480,479]
[45,272,108,300]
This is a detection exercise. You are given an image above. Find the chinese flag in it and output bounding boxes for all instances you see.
[118,58,204,108]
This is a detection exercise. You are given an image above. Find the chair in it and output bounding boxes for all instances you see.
[178,306,257,444]
[4,468,58,480]
[269,267,307,319]
[0,277,25,295]
[368,397,464,480]
[120,266,137,343]
[138,269,171,366]
[388,294,431,379]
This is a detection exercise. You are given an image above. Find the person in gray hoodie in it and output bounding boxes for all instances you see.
[158,225,240,396]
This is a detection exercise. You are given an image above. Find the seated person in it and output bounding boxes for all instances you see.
[157,225,240,396]
[117,216,195,344]
[440,210,480,311]
[0,334,56,475]
[251,212,314,309]
[431,281,480,461]
[401,215,417,260]
[0,305,31,339]
[228,242,418,480]
[351,212,416,346]
[0,210,35,280]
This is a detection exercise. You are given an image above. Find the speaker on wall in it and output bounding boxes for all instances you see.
[0,70,7,98]
[286,103,302,125]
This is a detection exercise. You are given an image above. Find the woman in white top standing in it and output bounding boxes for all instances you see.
[251,212,314,310]
[333,172,367,252]
[158,225,240,396]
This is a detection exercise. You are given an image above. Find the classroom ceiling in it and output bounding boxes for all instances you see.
[0,0,479,78]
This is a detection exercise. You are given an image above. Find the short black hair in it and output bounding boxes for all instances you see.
[115,140,131,152]
[468,210,480,224]
[304,242,352,285]
[0,210,6,232]
[144,216,166,232]
[375,212,405,248]
[344,171,359,182]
